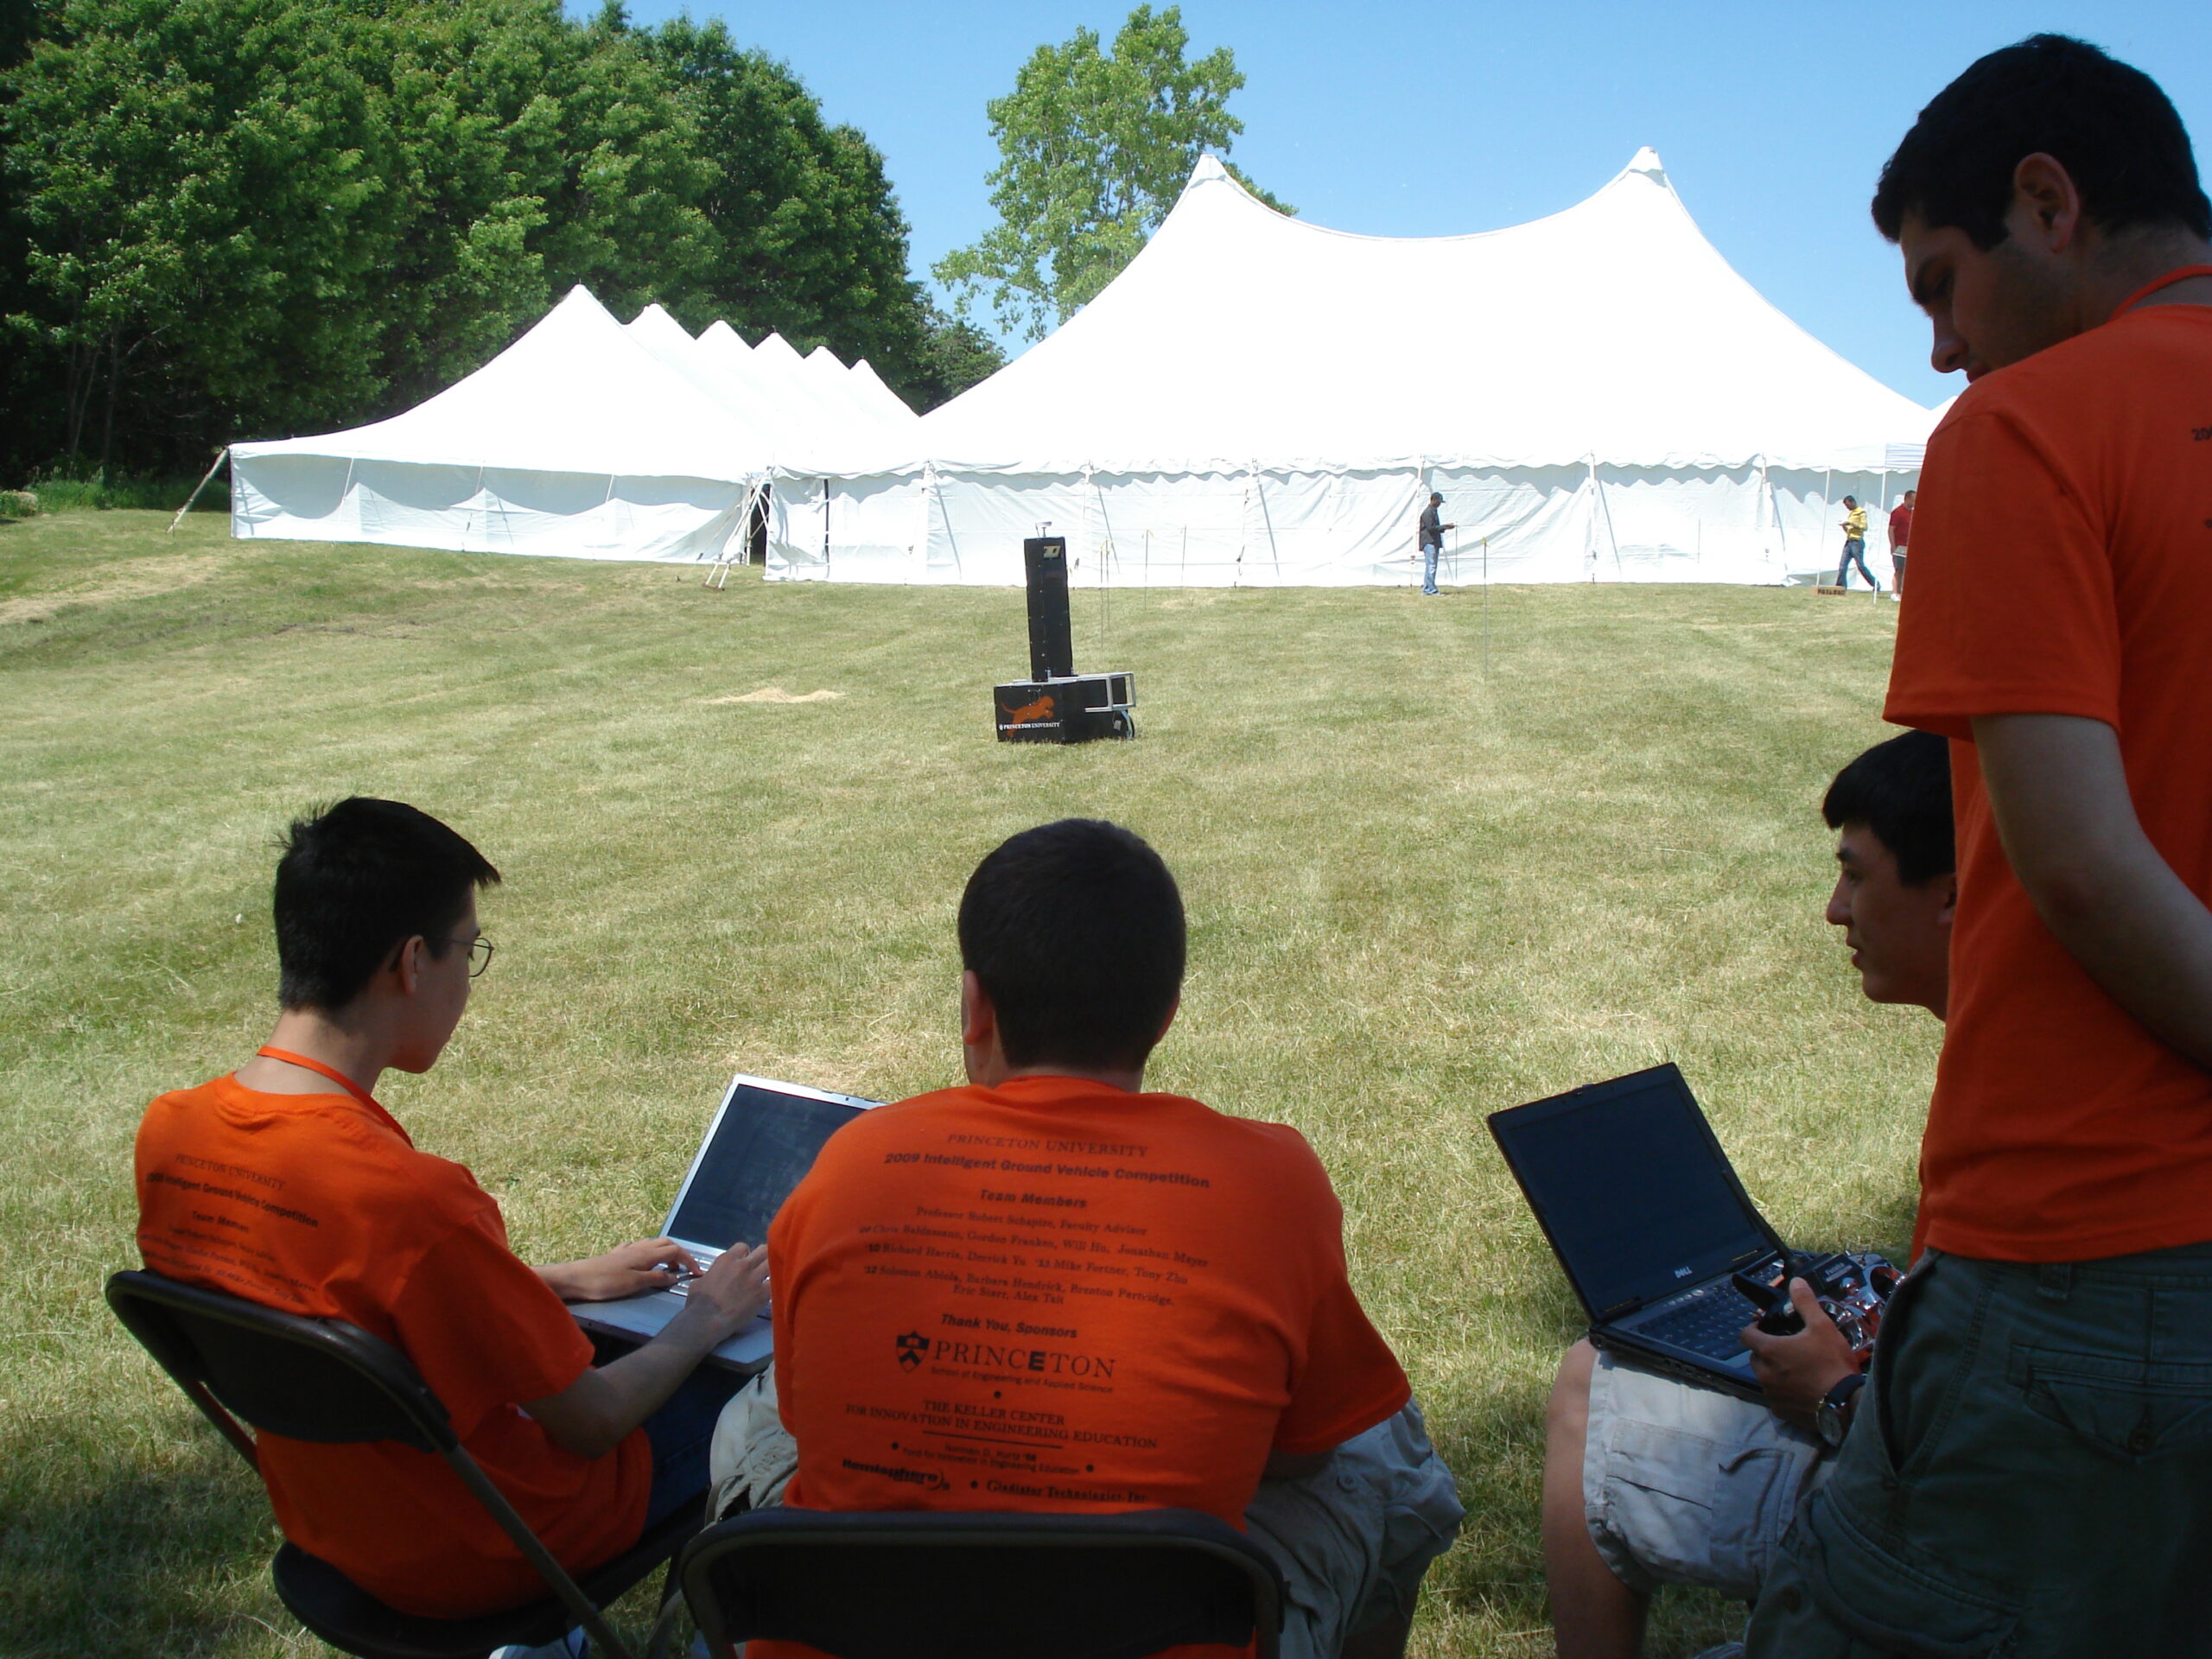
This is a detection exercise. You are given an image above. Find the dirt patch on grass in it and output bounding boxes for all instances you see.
[705,686,843,704]
[0,554,225,625]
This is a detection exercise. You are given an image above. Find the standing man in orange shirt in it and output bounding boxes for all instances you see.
[713,820,1464,1659]
[135,798,770,1622]
[1745,35,2212,1657]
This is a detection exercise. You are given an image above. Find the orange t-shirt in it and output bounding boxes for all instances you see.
[135,1077,651,1616]
[770,1073,1409,1511]
[1885,300,2212,1262]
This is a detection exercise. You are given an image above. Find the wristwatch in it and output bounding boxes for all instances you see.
[1815,1371,1868,1448]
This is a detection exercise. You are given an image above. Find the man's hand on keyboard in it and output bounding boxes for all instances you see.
[1741,1278,1859,1431]
[669,1241,772,1347]
[537,1236,702,1303]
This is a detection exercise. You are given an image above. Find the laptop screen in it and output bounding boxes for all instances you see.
[1488,1064,1777,1319]
[666,1080,873,1252]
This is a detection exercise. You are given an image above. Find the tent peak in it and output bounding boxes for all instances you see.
[550,287,622,327]
[1618,147,1672,189]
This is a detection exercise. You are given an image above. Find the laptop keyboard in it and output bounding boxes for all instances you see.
[1637,1283,1756,1357]
[670,1245,721,1294]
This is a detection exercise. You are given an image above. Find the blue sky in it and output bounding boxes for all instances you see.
[601,1,2212,409]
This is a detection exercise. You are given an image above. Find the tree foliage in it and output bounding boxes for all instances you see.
[934,4,1285,342]
[0,0,998,480]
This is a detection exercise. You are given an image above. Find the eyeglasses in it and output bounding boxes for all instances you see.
[446,937,496,979]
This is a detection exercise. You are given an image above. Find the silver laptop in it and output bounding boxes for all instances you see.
[569,1072,878,1370]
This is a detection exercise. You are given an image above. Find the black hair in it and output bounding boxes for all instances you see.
[274,798,500,1012]
[1822,731,1955,887]
[957,819,1185,1073]
[1872,35,2210,248]
[1843,496,1858,507]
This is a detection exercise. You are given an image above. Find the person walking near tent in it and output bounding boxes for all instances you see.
[1835,496,1876,588]
[1888,489,1916,596]
[1416,492,1455,595]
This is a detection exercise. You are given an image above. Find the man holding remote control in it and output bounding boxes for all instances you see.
[1541,732,1955,1659]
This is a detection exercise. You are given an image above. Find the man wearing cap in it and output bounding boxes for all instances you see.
[1416,493,1455,596]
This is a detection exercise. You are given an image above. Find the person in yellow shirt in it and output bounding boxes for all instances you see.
[1836,495,1877,588]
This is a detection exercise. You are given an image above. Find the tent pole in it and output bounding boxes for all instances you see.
[167,447,230,535]
[1821,466,1833,586]
[1482,536,1491,679]
[1878,467,1892,597]
[1249,461,1281,585]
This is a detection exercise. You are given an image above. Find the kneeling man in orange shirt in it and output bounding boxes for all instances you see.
[712,818,1464,1659]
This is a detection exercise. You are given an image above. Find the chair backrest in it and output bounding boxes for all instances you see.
[106,1269,455,1452]
[678,1506,1287,1659]
[106,1269,645,1656]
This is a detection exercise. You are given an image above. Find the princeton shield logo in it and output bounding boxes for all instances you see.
[895,1331,929,1371]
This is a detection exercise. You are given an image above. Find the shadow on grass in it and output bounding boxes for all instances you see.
[0,1415,289,1657]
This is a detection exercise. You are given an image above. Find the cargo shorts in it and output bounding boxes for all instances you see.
[709,1375,1464,1659]
[1584,1350,1830,1604]
[1745,1241,2212,1658]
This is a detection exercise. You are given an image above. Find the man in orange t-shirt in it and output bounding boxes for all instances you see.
[135,798,769,1623]
[1746,36,2212,1658]
[712,820,1463,1659]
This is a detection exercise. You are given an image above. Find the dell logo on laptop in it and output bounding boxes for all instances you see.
[1673,1266,1693,1278]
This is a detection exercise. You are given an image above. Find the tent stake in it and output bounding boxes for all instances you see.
[168,447,229,535]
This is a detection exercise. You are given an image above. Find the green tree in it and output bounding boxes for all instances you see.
[0,0,723,471]
[639,14,982,407]
[935,3,1286,342]
[0,0,979,472]
[367,1,720,412]
[3,0,409,471]
[903,300,1005,410]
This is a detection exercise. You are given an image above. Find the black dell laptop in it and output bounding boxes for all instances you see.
[1487,1063,1795,1401]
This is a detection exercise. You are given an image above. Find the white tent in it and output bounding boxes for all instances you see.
[230,289,918,562]
[848,359,921,427]
[232,289,762,560]
[769,150,1936,587]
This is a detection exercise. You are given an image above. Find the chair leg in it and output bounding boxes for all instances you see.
[641,1554,685,1659]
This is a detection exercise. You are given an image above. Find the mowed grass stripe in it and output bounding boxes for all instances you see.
[0,512,1929,1657]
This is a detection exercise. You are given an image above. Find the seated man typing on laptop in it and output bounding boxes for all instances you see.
[1539,733,1955,1659]
[133,798,771,1618]
[710,818,1464,1659]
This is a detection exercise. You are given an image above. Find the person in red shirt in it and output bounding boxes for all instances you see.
[1745,36,2212,1657]
[1885,488,1916,594]
[710,820,1463,1659]
[135,798,770,1621]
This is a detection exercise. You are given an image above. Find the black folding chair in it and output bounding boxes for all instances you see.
[666,1505,1287,1659]
[105,1269,704,1659]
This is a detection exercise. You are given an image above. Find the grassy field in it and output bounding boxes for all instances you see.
[0,512,1934,1657]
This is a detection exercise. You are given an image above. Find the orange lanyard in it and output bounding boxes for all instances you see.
[249,1046,413,1147]
[2109,264,2212,322]
[256,1046,378,1109]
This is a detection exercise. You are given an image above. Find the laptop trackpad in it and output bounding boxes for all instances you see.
[570,1290,772,1372]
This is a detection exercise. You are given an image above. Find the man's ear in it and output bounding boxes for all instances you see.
[1153,995,1180,1047]
[1935,874,1959,931]
[388,935,428,996]
[2011,152,2086,253]
[960,969,995,1050]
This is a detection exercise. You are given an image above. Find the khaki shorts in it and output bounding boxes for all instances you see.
[710,1376,1462,1659]
[1585,1351,1828,1604]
